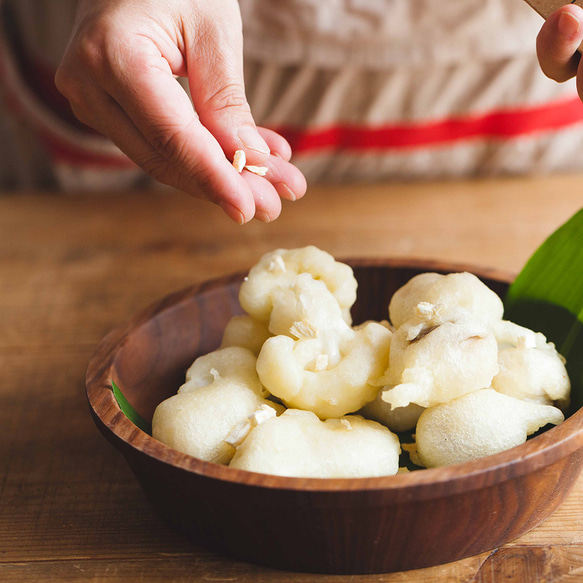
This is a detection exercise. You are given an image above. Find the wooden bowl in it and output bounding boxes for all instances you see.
[86,258,583,574]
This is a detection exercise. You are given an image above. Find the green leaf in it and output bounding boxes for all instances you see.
[505,207,583,413]
[111,381,152,435]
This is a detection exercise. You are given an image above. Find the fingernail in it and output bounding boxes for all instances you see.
[558,11,580,39]
[255,211,271,223]
[238,126,270,155]
[219,201,246,225]
[277,182,296,201]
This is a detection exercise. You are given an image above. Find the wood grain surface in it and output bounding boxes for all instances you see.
[2,175,583,581]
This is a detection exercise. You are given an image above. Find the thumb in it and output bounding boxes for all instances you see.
[186,8,269,165]
[537,5,583,82]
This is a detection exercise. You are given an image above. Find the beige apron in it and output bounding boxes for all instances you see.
[241,0,583,181]
[0,0,581,191]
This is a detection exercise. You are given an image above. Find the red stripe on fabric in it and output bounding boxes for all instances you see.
[37,130,138,169]
[272,97,583,153]
[0,64,131,169]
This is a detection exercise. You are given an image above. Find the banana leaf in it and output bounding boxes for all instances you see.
[111,381,152,435]
[505,207,583,414]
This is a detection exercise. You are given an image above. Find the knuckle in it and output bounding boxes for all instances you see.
[548,62,575,83]
[551,72,570,83]
[55,72,88,108]
[76,34,105,71]
[68,102,94,128]
[55,38,107,100]
[138,143,216,200]
[139,154,172,184]
[538,55,570,83]
[147,123,191,162]
[54,66,74,98]
[204,83,251,115]
[545,68,563,82]
[65,20,129,80]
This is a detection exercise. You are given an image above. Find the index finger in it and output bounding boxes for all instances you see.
[97,35,257,219]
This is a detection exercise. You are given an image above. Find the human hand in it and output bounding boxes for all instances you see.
[536,4,583,96]
[55,0,306,224]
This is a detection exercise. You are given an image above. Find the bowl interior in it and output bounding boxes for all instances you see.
[111,278,243,421]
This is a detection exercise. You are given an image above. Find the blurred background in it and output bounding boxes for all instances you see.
[3,0,583,198]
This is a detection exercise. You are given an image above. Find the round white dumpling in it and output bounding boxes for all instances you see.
[229,409,401,478]
[257,321,392,418]
[219,315,271,356]
[268,272,350,340]
[239,246,357,325]
[389,272,504,329]
[359,394,425,433]
[382,303,498,409]
[152,347,272,464]
[492,320,570,409]
[185,346,265,391]
[152,383,268,465]
[493,347,570,407]
[412,388,564,468]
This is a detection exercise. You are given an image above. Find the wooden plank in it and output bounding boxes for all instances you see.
[2,544,583,582]
[513,479,583,545]
[0,176,581,277]
[0,181,557,348]
[0,347,196,562]
[474,545,583,582]
[0,554,488,583]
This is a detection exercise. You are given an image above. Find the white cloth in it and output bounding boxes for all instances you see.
[240,0,545,68]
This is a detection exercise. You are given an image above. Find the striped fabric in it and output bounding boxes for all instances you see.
[0,0,142,192]
[1,0,583,191]
[274,98,583,153]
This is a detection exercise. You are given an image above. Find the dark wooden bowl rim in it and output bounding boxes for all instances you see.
[86,257,583,498]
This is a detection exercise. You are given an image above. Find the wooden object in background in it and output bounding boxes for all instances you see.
[523,0,581,19]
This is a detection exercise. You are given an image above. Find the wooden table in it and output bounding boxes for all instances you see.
[2,175,583,582]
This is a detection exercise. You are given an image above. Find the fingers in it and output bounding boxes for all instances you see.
[255,127,307,204]
[58,67,306,224]
[258,127,293,162]
[256,154,307,202]
[227,152,307,222]
[184,4,270,166]
[62,76,258,223]
[241,171,282,223]
[94,37,306,220]
[54,0,306,224]
[57,33,259,222]
[98,43,306,222]
[537,5,583,82]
